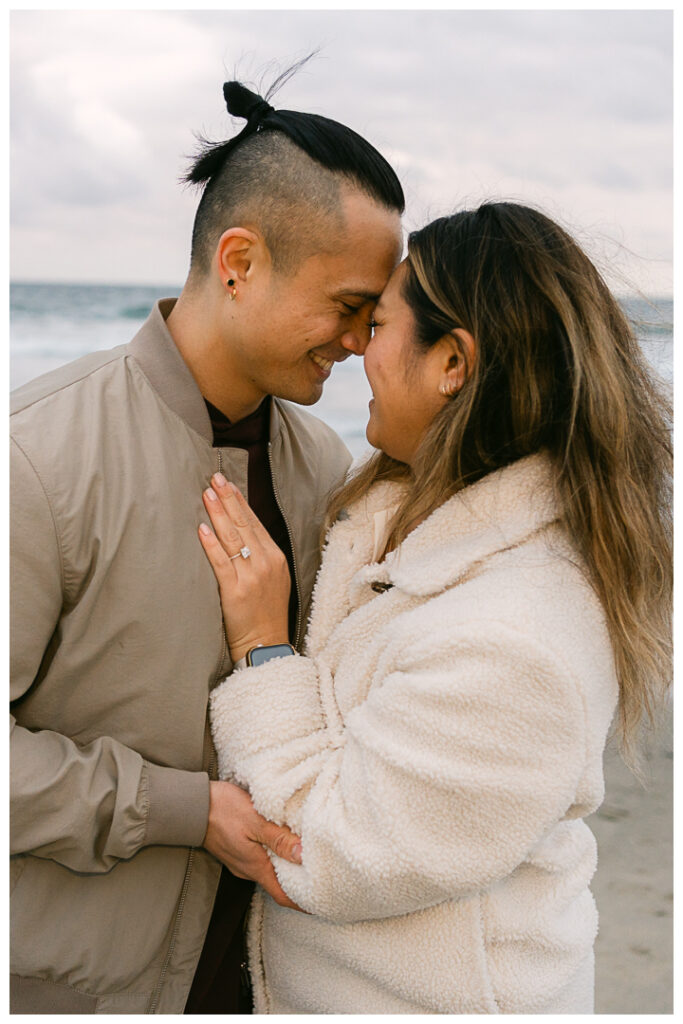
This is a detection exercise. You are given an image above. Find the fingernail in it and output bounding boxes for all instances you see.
[291,843,302,864]
[205,487,218,501]
[213,472,228,488]
[199,523,212,536]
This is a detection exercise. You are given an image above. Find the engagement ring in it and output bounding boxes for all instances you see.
[228,546,251,561]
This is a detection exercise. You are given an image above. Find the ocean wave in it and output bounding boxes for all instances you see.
[120,305,155,319]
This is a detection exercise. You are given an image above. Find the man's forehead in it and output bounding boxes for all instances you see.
[325,236,403,300]
[336,190,404,255]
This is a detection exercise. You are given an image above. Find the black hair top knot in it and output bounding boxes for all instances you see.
[223,82,274,125]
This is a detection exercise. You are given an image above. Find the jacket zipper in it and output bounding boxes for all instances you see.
[267,441,303,649]
[149,447,226,1012]
[147,849,195,1013]
[147,452,232,1012]
[147,725,220,1010]
[215,449,230,675]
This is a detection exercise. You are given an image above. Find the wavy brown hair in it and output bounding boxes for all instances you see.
[327,202,672,763]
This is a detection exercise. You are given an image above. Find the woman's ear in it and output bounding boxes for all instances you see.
[440,328,476,396]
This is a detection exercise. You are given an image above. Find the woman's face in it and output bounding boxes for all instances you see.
[364,262,452,465]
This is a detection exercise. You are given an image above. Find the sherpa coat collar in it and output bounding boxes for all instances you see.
[353,452,560,598]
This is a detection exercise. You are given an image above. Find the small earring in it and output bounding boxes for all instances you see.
[227,279,237,301]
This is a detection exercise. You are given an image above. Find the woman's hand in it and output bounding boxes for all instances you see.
[198,473,291,664]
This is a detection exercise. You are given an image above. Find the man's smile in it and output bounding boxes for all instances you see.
[310,352,335,372]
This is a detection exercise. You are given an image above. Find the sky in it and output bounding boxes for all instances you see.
[9,7,673,296]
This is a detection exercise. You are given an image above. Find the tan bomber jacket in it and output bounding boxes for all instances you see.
[9,299,352,1014]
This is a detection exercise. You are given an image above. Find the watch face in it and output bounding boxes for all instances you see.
[248,644,295,667]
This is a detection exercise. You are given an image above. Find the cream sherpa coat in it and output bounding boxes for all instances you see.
[210,453,619,1014]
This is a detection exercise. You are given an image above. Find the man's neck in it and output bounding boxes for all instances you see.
[165,289,266,423]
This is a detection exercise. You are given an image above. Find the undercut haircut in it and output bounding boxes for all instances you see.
[188,133,344,277]
[184,70,405,279]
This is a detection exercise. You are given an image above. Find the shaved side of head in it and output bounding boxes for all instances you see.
[188,132,349,281]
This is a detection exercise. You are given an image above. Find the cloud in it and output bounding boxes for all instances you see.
[9,8,673,294]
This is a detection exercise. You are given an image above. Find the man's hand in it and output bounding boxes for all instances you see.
[203,781,304,911]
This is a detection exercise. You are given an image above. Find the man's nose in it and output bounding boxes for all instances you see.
[340,330,370,356]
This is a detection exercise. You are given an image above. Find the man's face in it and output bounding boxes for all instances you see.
[235,190,403,405]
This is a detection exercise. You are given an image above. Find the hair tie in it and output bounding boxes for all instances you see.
[223,82,274,126]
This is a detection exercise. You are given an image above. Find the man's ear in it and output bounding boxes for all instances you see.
[214,228,264,291]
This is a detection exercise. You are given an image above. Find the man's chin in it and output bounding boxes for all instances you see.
[270,381,325,406]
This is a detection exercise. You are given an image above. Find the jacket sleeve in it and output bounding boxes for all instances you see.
[210,620,588,924]
[10,438,209,873]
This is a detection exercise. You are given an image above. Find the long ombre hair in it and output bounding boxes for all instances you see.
[327,202,672,762]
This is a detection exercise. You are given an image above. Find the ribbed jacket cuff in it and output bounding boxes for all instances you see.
[143,763,210,847]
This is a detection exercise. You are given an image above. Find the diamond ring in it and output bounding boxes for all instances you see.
[229,546,251,561]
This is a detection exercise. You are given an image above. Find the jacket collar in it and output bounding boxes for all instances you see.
[127,299,285,445]
[354,453,560,598]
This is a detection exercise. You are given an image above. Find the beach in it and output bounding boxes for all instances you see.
[591,708,673,1013]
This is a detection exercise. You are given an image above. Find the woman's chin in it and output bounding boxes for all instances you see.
[366,426,400,461]
[367,406,404,459]
[365,415,380,451]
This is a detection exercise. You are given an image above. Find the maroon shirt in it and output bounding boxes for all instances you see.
[184,397,296,1015]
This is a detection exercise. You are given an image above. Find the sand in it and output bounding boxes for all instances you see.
[589,707,673,1013]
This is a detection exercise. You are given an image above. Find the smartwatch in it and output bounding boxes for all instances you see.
[234,643,296,671]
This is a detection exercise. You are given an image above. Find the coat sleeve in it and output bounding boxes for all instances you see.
[10,438,209,873]
[210,619,588,924]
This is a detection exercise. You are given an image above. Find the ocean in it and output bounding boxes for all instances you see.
[10,283,673,459]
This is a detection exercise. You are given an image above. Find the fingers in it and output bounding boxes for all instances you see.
[257,818,303,865]
[213,474,259,526]
[209,475,275,548]
[209,476,251,528]
[202,486,250,561]
[203,783,306,913]
[200,475,282,566]
[257,860,306,912]
[198,521,238,580]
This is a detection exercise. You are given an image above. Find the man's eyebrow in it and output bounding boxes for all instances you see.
[333,289,381,302]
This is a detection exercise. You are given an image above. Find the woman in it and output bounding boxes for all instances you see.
[199,202,671,1014]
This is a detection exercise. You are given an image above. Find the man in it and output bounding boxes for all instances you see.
[10,78,404,1014]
